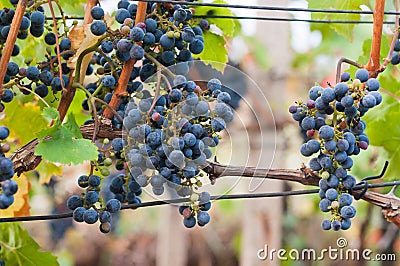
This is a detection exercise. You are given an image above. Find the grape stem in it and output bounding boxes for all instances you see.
[144,52,176,78]
[15,84,50,108]
[73,82,123,123]
[335,57,364,83]
[97,49,119,79]
[0,0,29,91]
[48,0,66,92]
[148,68,163,115]
[54,0,68,32]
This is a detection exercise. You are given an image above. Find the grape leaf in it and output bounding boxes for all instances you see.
[35,112,98,165]
[64,113,83,138]
[196,31,227,72]
[0,223,59,266]
[308,0,365,41]
[191,0,236,38]
[42,107,60,121]
[4,102,48,145]
[0,174,30,217]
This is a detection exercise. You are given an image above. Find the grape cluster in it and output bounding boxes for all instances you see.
[0,126,17,210]
[0,1,74,110]
[67,172,122,233]
[122,74,233,228]
[66,138,143,233]
[82,1,209,128]
[289,69,382,231]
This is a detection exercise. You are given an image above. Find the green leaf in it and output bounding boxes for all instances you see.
[192,0,237,38]
[0,223,59,266]
[35,112,98,165]
[35,137,98,165]
[4,102,48,144]
[195,31,227,72]
[308,0,365,41]
[64,113,83,138]
[42,107,60,121]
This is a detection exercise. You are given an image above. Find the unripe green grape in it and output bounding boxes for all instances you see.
[101,168,110,176]
[190,193,199,202]
[321,171,330,179]
[167,31,174,38]
[104,157,112,166]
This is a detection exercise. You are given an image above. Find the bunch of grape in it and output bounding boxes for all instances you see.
[66,172,122,233]
[0,126,17,210]
[82,1,208,128]
[289,69,382,231]
[66,137,143,233]
[122,74,233,228]
[0,1,75,110]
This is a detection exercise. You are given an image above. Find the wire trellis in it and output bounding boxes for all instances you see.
[1,180,399,223]
[137,0,400,16]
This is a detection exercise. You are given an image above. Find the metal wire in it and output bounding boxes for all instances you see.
[48,16,395,24]
[1,180,399,223]
[138,0,400,16]
[192,15,395,24]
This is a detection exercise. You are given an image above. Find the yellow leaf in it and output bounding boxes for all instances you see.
[0,174,30,217]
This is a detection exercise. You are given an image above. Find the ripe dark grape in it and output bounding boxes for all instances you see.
[91,6,104,20]
[90,20,107,36]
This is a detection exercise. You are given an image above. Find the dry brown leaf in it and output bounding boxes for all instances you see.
[69,24,86,50]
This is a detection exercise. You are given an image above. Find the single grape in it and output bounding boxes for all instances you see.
[83,209,99,224]
[106,199,121,213]
[90,20,107,36]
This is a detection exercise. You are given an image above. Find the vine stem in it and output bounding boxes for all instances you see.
[103,2,148,119]
[144,52,176,78]
[0,0,29,91]
[15,84,50,108]
[365,0,386,77]
[48,0,65,92]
